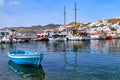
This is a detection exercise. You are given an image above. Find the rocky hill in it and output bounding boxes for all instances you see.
[107,17,120,24]
[88,17,120,27]
[4,24,61,34]
[3,17,120,34]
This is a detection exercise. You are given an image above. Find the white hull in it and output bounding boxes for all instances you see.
[49,37,66,41]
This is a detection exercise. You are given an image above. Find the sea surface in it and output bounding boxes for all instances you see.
[0,40,120,80]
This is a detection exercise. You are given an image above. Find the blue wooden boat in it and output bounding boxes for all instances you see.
[7,50,44,67]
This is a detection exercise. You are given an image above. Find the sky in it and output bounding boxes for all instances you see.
[0,0,120,27]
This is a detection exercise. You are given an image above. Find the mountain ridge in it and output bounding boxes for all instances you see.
[2,17,120,34]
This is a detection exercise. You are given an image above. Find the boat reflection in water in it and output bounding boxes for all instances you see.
[8,61,45,80]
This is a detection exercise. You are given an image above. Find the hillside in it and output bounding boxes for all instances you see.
[4,24,61,34]
[88,17,120,27]
[3,17,120,34]
[107,17,120,24]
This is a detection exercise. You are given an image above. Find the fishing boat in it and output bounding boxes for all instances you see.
[7,50,44,67]
[44,28,67,41]
[34,33,49,41]
[0,29,17,43]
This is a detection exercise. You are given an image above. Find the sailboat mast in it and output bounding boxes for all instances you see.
[64,6,66,26]
[74,2,77,26]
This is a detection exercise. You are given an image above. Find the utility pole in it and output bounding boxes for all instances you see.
[64,6,66,26]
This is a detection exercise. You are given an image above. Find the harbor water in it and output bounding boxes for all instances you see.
[0,40,120,80]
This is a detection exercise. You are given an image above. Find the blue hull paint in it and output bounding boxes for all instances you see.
[7,50,44,66]
[9,57,43,66]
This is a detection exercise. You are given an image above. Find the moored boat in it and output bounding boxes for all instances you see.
[0,29,17,43]
[67,34,82,41]
[89,31,106,40]
[44,28,67,41]
[106,31,117,40]
[34,33,49,41]
[7,50,44,67]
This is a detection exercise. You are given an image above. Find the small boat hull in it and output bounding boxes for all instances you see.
[7,50,44,67]
[9,56,43,66]
[49,37,66,41]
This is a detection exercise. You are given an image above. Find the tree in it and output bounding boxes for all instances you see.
[110,27,116,31]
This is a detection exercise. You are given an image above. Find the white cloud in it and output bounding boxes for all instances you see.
[0,0,4,6]
[9,1,19,6]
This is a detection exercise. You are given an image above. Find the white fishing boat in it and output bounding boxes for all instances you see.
[0,29,17,43]
[44,28,67,41]
[89,31,106,40]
